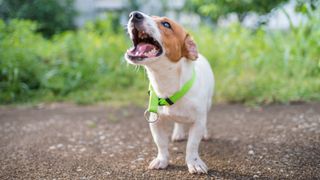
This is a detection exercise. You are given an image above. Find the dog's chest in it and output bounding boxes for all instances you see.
[157,100,197,123]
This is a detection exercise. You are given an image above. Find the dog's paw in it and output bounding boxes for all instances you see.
[171,131,187,142]
[148,158,168,170]
[187,156,208,174]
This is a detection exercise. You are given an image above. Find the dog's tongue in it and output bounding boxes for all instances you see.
[136,42,156,53]
[127,42,159,58]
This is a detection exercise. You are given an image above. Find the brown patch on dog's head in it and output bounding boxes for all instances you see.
[152,16,198,62]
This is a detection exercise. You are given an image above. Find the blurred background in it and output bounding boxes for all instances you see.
[0,0,319,105]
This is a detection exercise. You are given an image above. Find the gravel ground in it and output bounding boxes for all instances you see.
[0,102,319,179]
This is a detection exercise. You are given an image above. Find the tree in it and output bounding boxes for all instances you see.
[185,0,290,22]
[0,0,76,37]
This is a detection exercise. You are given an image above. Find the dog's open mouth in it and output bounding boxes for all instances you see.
[126,28,163,61]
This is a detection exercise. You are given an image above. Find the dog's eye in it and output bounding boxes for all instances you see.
[161,22,171,29]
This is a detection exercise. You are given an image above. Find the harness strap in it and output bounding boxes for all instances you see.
[147,68,196,114]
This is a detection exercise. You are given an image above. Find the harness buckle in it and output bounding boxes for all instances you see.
[165,98,174,105]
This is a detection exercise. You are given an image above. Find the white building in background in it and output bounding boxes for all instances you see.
[73,0,198,27]
[74,0,126,27]
[74,0,304,29]
[267,0,307,29]
[218,0,306,29]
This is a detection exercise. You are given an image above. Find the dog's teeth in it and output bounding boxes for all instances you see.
[150,48,156,55]
[144,51,151,56]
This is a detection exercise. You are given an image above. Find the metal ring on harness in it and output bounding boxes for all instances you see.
[144,110,159,123]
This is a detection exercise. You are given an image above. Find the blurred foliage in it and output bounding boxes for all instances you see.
[0,0,76,37]
[193,9,320,104]
[0,16,147,104]
[295,0,320,17]
[0,8,320,105]
[185,0,289,22]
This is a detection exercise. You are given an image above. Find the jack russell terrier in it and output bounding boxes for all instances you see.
[125,11,214,174]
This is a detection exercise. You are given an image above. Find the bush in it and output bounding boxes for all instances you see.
[0,0,76,37]
[0,20,48,102]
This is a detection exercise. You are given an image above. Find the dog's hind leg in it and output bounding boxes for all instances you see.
[148,116,169,170]
[186,116,208,174]
[202,126,210,141]
[171,123,187,141]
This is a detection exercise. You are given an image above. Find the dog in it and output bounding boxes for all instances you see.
[125,11,214,174]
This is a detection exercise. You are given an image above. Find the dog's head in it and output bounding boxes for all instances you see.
[125,11,198,65]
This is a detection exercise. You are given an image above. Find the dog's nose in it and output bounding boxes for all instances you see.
[129,11,144,22]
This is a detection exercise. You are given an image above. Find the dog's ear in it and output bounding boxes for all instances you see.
[183,34,198,60]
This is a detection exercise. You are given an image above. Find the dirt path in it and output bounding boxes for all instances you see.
[0,103,319,179]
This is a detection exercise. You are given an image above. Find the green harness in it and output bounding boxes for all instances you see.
[145,69,196,123]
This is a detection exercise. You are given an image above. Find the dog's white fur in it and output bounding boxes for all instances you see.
[125,12,214,174]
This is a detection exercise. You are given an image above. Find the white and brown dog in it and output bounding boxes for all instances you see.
[125,11,214,174]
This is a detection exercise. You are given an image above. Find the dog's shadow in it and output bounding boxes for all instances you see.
[162,164,256,179]
[165,164,187,172]
[159,164,232,178]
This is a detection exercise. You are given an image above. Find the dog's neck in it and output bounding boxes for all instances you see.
[144,57,194,98]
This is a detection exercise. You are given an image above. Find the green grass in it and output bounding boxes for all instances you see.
[0,12,319,105]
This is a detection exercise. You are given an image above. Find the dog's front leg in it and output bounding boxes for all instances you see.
[148,115,169,169]
[186,118,208,174]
